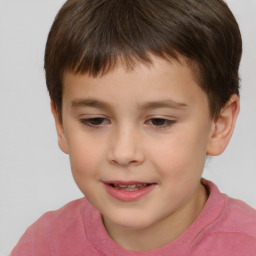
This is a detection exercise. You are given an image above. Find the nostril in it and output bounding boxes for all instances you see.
[110,158,140,166]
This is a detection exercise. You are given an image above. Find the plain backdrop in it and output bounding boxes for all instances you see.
[0,0,255,255]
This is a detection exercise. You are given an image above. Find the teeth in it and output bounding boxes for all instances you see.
[112,184,148,191]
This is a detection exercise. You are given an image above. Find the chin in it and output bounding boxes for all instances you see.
[105,211,157,230]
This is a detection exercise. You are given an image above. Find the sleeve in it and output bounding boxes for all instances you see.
[10,213,52,256]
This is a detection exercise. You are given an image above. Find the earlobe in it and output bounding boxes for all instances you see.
[50,102,69,154]
[206,94,240,156]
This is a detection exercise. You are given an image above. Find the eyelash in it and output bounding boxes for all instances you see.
[146,118,176,129]
[79,118,110,128]
[79,117,176,129]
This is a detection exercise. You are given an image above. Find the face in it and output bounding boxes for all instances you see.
[57,57,215,235]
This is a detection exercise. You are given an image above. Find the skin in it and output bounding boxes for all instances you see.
[52,56,239,251]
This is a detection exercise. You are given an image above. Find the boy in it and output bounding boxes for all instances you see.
[11,0,256,255]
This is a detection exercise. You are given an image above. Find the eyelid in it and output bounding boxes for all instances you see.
[146,117,176,129]
[78,115,176,129]
[79,116,111,128]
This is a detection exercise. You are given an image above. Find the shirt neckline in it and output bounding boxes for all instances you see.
[82,179,225,256]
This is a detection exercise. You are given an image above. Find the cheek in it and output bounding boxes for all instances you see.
[68,143,103,199]
[67,134,104,181]
[150,128,207,178]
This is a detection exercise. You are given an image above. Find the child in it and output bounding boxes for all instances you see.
[11,0,256,255]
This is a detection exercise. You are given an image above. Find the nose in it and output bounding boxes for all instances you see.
[108,126,145,166]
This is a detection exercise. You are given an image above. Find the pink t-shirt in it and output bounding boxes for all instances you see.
[11,180,256,255]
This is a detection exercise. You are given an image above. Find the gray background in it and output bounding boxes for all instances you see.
[0,0,255,255]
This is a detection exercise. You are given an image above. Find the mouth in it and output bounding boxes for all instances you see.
[110,183,150,191]
[104,181,156,202]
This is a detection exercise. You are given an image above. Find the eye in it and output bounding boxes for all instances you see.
[147,118,176,128]
[80,117,110,127]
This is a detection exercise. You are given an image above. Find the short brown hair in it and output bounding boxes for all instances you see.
[45,0,242,121]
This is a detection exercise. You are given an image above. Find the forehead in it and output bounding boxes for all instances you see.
[62,56,210,117]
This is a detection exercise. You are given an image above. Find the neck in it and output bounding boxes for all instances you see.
[103,183,208,251]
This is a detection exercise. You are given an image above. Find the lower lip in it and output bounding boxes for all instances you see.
[104,183,156,202]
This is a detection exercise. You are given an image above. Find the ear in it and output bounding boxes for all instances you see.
[206,94,240,156]
[50,101,69,154]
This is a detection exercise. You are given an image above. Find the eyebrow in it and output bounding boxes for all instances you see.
[138,100,188,110]
[71,98,188,111]
[71,98,113,111]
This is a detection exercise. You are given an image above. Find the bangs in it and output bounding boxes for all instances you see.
[45,0,185,77]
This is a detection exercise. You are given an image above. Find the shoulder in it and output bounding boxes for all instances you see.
[43,197,85,222]
[208,197,256,254]
[212,194,256,240]
[29,197,86,233]
[10,198,87,256]
[192,180,256,255]
[203,179,256,237]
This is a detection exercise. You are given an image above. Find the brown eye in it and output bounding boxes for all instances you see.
[150,118,167,126]
[148,118,176,128]
[80,118,110,127]
[88,118,105,125]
